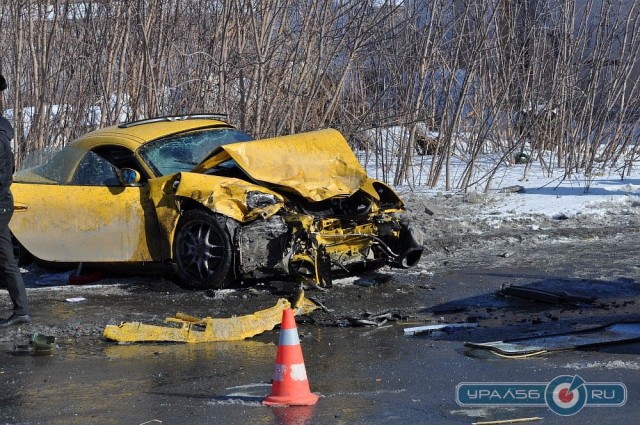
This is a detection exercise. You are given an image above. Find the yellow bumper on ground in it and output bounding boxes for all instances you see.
[103,296,317,343]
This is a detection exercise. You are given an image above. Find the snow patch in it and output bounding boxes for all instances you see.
[332,276,359,287]
[563,360,640,370]
[212,289,237,299]
[450,408,506,417]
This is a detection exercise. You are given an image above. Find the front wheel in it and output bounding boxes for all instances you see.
[173,210,236,290]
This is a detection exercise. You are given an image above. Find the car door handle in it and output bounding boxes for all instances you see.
[14,203,28,211]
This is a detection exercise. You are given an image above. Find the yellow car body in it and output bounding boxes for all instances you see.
[11,115,423,289]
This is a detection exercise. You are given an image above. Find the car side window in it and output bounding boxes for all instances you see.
[92,145,148,184]
[70,151,120,186]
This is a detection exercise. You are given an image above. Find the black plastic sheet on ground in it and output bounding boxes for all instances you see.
[465,322,640,357]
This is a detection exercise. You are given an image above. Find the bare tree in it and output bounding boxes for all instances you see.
[0,0,637,192]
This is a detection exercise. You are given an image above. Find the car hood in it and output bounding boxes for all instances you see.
[193,128,368,202]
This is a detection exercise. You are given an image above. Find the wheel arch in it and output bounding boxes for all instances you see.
[172,207,239,290]
[168,196,237,259]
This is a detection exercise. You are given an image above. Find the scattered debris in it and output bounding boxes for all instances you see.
[360,325,394,336]
[465,321,640,357]
[65,297,87,303]
[31,333,56,354]
[473,417,543,425]
[307,296,334,314]
[342,311,406,327]
[12,333,56,356]
[348,314,388,327]
[404,323,478,336]
[498,285,596,305]
[103,296,318,343]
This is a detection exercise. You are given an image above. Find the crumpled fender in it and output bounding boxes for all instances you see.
[148,172,285,258]
[172,172,284,221]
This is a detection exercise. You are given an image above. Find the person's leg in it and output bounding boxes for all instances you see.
[0,211,29,316]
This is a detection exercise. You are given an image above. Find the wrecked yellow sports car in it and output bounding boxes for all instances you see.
[10,114,423,289]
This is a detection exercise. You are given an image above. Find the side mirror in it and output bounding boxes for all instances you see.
[118,168,141,186]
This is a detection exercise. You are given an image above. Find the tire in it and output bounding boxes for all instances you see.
[173,210,236,290]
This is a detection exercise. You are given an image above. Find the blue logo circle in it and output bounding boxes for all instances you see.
[545,375,588,416]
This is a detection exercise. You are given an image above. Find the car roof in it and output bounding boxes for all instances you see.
[73,115,235,150]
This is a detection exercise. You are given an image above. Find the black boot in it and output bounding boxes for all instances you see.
[0,313,31,328]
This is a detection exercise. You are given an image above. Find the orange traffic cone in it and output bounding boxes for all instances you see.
[264,308,319,406]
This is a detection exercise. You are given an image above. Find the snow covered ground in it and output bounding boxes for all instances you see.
[362,152,640,222]
[352,124,639,221]
[446,161,639,220]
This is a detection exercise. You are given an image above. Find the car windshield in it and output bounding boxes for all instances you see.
[138,128,253,176]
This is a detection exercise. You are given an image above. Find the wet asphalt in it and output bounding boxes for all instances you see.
[1,225,640,424]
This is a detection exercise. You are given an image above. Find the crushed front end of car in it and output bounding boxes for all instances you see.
[187,128,424,288]
[277,192,424,287]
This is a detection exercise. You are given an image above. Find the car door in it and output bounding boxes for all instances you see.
[11,150,162,263]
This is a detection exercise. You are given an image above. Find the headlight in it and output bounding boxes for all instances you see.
[246,191,280,210]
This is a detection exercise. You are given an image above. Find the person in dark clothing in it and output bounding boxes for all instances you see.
[0,73,30,328]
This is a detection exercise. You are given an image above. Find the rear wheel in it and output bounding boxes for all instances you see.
[11,235,33,267]
[173,210,236,290]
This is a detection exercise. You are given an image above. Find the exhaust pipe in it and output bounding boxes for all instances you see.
[394,220,424,268]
